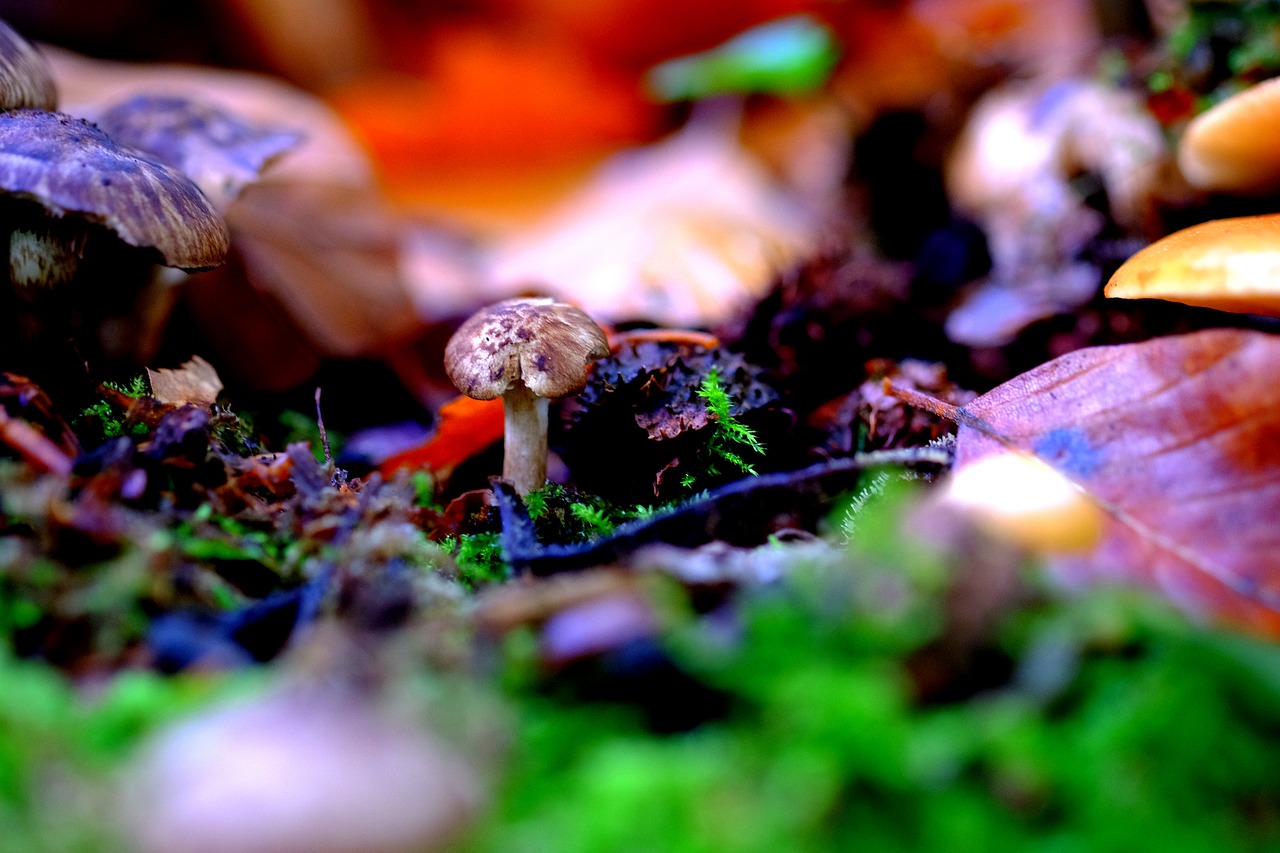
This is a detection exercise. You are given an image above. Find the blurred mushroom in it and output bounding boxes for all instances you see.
[90,92,303,360]
[941,451,1103,554]
[0,109,229,394]
[95,93,304,210]
[943,78,1168,346]
[1178,77,1280,195]
[444,297,608,495]
[0,17,55,110]
[0,110,228,292]
[1104,213,1280,316]
[46,46,434,395]
[123,689,482,853]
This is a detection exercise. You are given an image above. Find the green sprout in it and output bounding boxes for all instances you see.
[698,366,766,479]
[76,374,149,438]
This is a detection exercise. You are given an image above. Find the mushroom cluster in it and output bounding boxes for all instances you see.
[1106,80,1280,318]
[0,18,235,395]
[0,20,229,291]
[0,17,309,403]
[444,297,609,496]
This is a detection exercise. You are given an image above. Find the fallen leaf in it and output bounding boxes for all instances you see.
[484,122,817,327]
[225,180,425,357]
[643,14,839,102]
[949,328,1280,636]
[146,355,224,409]
[379,396,505,480]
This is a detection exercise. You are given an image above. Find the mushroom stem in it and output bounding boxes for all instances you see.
[9,225,81,296]
[501,382,550,496]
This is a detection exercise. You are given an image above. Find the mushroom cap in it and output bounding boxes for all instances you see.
[444,297,609,400]
[1104,213,1280,316]
[0,19,56,111]
[1179,77,1280,194]
[95,94,304,210]
[0,110,229,269]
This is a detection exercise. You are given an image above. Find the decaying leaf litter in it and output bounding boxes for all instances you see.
[6,2,1280,850]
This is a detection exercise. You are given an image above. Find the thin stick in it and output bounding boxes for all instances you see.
[882,378,964,421]
[314,387,332,469]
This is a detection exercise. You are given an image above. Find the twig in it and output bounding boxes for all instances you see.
[882,378,964,421]
[314,387,332,470]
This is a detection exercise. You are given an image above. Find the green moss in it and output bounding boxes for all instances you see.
[463,486,1280,853]
[0,648,258,851]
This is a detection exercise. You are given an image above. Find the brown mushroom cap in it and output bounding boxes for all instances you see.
[0,19,56,111]
[444,297,609,400]
[95,94,304,210]
[1104,213,1280,316]
[0,110,229,269]
[1179,77,1280,194]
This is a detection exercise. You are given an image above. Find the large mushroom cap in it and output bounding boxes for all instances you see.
[1179,77,1280,194]
[1104,213,1280,316]
[444,297,609,400]
[0,110,229,270]
[0,19,56,111]
[95,94,304,210]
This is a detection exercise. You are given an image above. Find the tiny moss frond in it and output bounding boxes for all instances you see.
[444,532,508,588]
[569,501,613,535]
[524,489,549,520]
[77,375,149,438]
[690,366,767,486]
[108,375,149,398]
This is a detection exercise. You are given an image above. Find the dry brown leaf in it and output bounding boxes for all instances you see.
[147,355,223,408]
[226,181,424,356]
[951,328,1280,636]
[481,122,817,328]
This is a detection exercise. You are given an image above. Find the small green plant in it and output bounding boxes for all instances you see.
[569,501,613,536]
[442,532,508,588]
[690,366,767,486]
[409,470,439,510]
[524,488,550,521]
[77,374,149,438]
[111,375,149,398]
[524,484,662,543]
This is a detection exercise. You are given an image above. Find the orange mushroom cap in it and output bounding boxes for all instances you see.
[1179,77,1280,195]
[1104,213,1280,316]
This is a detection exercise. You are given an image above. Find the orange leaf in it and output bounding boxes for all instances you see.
[329,27,654,176]
[379,396,505,479]
[951,328,1280,637]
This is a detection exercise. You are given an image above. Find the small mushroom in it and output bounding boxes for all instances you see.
[1104,213,1280,316]
[0,17,56,111]
[443,297,608,496]
[1178,77,1280,194]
